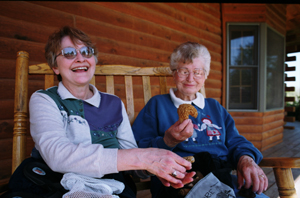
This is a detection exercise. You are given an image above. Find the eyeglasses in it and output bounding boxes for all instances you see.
[55,46,94,60]
[174,68,206,79]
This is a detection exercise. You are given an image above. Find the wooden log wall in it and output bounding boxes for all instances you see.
[230,110,285,151]
[221,4,286,152]
[0,2,222,191]
[286,4,300,54]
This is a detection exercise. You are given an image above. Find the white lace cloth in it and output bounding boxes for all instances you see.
[60,173,125,198]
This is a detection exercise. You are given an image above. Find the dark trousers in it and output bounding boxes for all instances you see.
[7,157,136,198]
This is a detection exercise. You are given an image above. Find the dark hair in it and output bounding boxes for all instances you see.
[45,26,98,81]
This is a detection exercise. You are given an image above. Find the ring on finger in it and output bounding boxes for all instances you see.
[259,174,265,178]
[171,171,177,177]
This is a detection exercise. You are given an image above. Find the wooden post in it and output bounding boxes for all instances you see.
[274,168,297,198]
[12,51,29,173]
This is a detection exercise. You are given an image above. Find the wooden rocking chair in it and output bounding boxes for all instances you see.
[12,51,300,198]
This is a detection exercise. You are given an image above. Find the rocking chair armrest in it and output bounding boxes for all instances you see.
[259,157,300,168]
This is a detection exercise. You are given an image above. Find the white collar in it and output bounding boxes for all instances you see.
[169,88,205,109]
[57,82,100,107]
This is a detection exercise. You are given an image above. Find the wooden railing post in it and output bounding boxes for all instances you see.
[12,51,29,173]
[274,168,297,198]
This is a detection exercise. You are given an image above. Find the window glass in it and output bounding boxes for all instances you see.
[266,27,284,109]
[229,68,257,109]
[228,25,258,110]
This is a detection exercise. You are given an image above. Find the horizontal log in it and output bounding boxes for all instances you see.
[205,88,221,98]
[231,109,284,118]
[230,111,264,117]
[94,36,170,63]
[284,116,296,122]
[267,4,286,20]
[285,86,295,92]
[31,2,222,54]
[0,79,15,100]
[241,133,262,141]
[231,110,284,136]
[263,112,284,123]
[285,76,296,81]
[265,19,286,36]
[286,56,296,62]
[263,109,284,116]
[204,79,222,89]
[0,100,14,120]
[266,7,286,35]
[0,1,74,28]
[262,120,284,132]
[192,3,220,12]
[137,3,221,35]
[251,141,261,150]
[223,14,266,23]
[0,37,221,73]
[165,3,221,29]
[0,58,17,79]
[285,96,295,102]
[97,53,169,67]
[223,4,267,14]
[284,65,296,71]
[95,2,221,46]
[0,37,45,62]
[285,106,296,112]
[284,125,295,130]
[0,119,13,139]
[237,125,263,133]
[0,15,55,44]
[262,126,284,140]
[260,157,300,168]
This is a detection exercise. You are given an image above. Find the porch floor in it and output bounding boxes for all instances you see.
[262,121,300,198]
[137,121,300,198]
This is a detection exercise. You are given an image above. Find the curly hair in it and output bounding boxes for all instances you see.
[170,41,211,79]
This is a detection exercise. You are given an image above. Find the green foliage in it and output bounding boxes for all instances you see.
[286,95,300,121]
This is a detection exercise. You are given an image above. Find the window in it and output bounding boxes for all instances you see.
[228,25,258,109]
[266,27,284,110]
[227,24,284,111]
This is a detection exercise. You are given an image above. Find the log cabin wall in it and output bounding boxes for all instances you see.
[221,4,286,151]
[286,4,300,54]
[0,2,222,190]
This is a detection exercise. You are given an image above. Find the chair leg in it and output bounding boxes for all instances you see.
[13,51,29,173]
[273,168,297,198]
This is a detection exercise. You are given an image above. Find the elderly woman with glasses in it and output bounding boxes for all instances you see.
[8,26,195,198]
[132,42,268,198]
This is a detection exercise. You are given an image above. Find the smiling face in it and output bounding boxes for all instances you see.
[52,36,96,89]
[173,57,206,101]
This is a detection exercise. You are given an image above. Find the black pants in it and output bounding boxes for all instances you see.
[7,157,136,198]
[157,152,234,198]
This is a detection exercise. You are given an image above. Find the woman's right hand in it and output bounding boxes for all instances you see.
[163,119,194,147]
[117,148,195,187]
[142,148,195,187]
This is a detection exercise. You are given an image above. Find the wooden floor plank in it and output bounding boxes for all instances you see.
[262,121,300,197]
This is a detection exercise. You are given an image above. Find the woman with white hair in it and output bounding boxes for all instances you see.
[132,42,268,198]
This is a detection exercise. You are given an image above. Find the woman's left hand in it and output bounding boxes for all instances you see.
[237,155,268,194]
